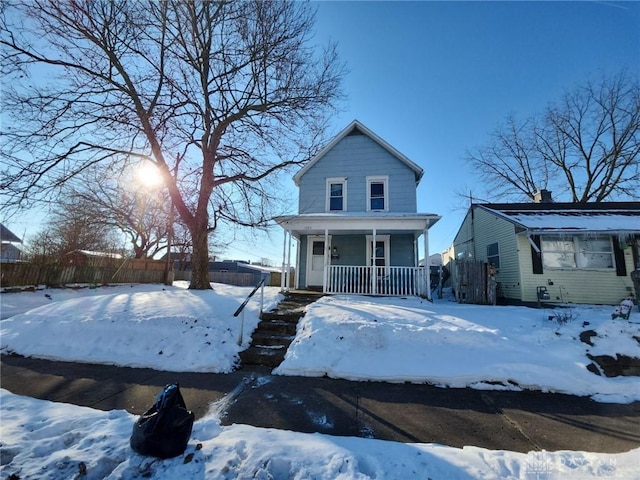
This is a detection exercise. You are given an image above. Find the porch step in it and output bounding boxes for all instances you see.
[239,292,323,368]
[239,345,288,368]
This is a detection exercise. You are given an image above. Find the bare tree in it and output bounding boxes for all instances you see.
[0,0,344,289]
[66,169,171,259]
[466,71,640,202]
[25,203,122,265]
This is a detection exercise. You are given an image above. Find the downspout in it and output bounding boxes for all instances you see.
[526,233,541,254]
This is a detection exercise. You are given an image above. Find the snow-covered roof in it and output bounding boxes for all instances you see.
[478,202,640,235]
[293,120,424,186]
[72,250,124,259]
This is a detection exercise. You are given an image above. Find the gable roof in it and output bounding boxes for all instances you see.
[0,224,22,243]
[476,202,640,235]
[293,120,424,186]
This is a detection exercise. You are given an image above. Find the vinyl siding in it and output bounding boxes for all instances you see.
[298,134,417,214]
[298,234,417,286]
[390,234,416,267]
[518,235,635,305]
[452,210,474,259]
[469,208,522,301]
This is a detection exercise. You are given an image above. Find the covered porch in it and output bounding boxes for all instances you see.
[274,213,440,298]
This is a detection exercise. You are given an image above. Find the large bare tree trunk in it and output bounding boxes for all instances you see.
[189,218,212,290]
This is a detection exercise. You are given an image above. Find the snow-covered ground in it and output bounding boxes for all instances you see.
[1,282,639,479]
[2,390,636,480]
[276,295,640,404]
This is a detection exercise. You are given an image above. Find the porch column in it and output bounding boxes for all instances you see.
[323,228,329,293]
[294,237,300,290]
[414,238,418,267]
[423,228,431,300]
[371,228,377,295]
[285,230,293,292]
[280,230,288,292]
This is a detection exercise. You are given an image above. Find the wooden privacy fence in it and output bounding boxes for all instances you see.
[173,270,294,288]
[1,259,166,288]
[454,260,496,305]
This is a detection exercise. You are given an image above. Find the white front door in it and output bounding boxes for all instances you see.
[307,236,326,287]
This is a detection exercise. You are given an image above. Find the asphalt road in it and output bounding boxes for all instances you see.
[1,354,639,453]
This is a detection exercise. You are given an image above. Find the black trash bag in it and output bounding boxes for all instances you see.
[130,383,195,459]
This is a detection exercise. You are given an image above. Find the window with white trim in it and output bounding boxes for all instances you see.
[326,177,347,212]
[541,235,614,270]
[366,235,390,268]
[366,176,388,212]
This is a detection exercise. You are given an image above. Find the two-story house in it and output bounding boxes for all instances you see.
[275,120,440,298]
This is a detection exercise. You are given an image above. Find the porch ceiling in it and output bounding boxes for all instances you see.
[274,213,441,238]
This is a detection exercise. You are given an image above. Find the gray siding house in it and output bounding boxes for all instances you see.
[0,224,23,263]
[275,120,440,297]
[451,200,640,305]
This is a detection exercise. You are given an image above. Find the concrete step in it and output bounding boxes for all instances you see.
[239,345,286,367]
[260,311,302,323]
[251,331,295,347]
[256,319,299,336]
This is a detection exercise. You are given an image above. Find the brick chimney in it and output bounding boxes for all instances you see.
[533,189,553,203]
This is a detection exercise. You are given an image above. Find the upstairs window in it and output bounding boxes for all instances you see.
[367,176,388,212]
[326,178,347,212]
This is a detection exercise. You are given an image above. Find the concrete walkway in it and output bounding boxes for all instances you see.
[2,354,639,454]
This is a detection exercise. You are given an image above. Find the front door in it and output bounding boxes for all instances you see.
[307,236,326,287]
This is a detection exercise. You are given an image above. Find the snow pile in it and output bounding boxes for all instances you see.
[2,390,637,480]
[2,283,639,401]
[275,295,640,403]
[0,282,281,372]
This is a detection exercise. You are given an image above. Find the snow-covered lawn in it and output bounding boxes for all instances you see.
[1,282,282,372]
[276,295,640,404]
[2,282,638,402]
[1,282,639,479]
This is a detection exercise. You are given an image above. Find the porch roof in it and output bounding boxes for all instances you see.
[274,212,441,238]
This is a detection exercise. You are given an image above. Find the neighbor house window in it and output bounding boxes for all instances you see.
[486,242,500,269]
[541,235,614,269]
[326,177,347,212]
[367,176,388,212]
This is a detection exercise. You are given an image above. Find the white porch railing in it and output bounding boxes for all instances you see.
[325,265,429,297]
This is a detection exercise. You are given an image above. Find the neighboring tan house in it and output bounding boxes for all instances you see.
[0,224,23,263]
[275,120,440,298]
[451,196,640,305]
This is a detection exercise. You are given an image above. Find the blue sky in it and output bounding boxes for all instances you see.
[4,1,639,265]
[222,0,640,264]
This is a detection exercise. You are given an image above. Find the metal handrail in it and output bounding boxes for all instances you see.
[233,277,266,317]
[233,277,266,346]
